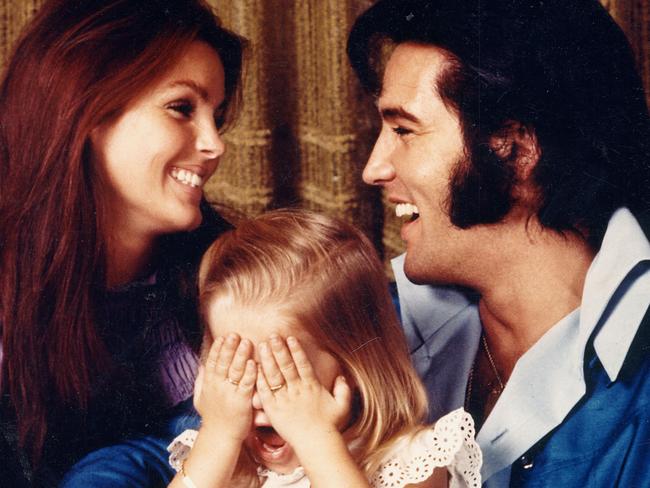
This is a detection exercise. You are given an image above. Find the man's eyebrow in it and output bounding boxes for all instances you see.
[167,79,209,101]
[378,105,422,125]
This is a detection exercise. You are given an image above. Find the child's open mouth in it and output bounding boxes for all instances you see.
[250,425,297,470]
[256,426,287,452]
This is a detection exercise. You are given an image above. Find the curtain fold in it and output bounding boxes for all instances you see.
[1,0,648,271]
[209,0,383,255]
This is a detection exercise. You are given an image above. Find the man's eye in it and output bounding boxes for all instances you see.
[392,126,412,136]
[167,101,194,118]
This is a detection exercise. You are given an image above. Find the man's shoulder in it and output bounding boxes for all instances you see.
[512,312,650,486]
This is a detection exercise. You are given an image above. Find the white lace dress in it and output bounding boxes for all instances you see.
[168,408,481,488]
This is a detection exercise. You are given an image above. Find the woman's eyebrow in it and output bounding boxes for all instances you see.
[167,79,209,101]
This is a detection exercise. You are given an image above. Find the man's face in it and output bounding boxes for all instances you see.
[363,42,478,285]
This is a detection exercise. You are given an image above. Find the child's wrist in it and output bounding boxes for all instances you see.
[200,421,247,445]
[179,460,199,488]
[295,430,361,482]
[292,424,345,458]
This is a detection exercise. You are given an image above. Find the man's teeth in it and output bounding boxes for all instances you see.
[171,168,203,188]
[395,203,420,218]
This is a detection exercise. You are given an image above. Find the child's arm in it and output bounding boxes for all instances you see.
[168,334,256,488]
[405,469,448,488]
[257,335,371,488]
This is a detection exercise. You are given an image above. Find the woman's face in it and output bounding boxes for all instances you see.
[91,41,226,242]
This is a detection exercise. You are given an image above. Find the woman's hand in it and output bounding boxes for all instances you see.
[195,333,257,442]
[255,334,351,447]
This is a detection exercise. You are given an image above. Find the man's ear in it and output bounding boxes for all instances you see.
[489,121,541,181]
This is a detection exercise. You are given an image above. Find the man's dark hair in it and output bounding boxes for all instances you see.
[348,0,650,248]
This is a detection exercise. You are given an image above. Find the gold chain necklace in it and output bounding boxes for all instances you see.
[482,334,505,392]
[464,334,505,410]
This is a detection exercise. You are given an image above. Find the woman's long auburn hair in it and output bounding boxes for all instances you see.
[198,209,429,485]
[0,0,243,462]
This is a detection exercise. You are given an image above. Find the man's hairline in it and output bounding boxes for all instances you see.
[376,40,466,119]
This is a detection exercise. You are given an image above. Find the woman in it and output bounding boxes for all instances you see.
[0,0,244,485]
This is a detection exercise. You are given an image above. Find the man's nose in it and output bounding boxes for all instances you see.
[362,130,395,185]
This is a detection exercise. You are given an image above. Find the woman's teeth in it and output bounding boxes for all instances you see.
[171,168,203,188]
[396,203,420,219]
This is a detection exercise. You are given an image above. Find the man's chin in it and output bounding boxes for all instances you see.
[403,256,432,285]
[403,254,453,287]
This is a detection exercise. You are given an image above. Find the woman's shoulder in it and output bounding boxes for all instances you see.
[154,201,232,303]
[370,409,482,488]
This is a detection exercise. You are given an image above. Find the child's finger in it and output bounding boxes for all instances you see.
[269,335,300,384]
[286,336,316,382]
[332,375,352,414]
[193,365,205,409]
[255,364,273,404]
[215,333,240,379]
[238,359,257,393]
[258,341,286,391]
[227,338,252,384]
[205,336,225,380]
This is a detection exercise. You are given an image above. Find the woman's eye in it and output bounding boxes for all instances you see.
[167,100,195,118]
[392,126,412,137]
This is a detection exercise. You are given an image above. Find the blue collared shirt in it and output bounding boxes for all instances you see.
[393,208,650,487]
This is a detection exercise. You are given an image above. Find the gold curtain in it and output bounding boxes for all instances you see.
[1,0,649,272]
[207,0,403,273]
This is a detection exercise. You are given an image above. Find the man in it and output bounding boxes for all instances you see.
[348,0,650,486]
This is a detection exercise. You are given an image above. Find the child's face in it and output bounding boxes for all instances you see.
[205,296,343,474]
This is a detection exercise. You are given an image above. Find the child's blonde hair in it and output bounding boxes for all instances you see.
[198,209,428,484]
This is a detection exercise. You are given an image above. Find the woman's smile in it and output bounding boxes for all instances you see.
[91,41,226,242]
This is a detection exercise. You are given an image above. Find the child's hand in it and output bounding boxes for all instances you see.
[255,335,351,447]
[195,333,256,442]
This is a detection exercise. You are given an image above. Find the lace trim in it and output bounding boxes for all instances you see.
[167,428,198,472]
[258,466,309,487]
[168,410,481,488]
[369,408,482,488]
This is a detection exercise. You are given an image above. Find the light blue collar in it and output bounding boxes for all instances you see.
[480,208,650,481]
[583,208,650,380]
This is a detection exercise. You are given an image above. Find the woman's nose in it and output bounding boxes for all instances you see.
[196,118,225,159]
[362,130,395,185]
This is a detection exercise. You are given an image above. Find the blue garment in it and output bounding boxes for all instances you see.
[60,400,201,487]
[509,328,650,487]
[392,208,650,487]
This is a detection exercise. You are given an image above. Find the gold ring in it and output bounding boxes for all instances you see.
[227,377,240,386]
[269,383,284,392]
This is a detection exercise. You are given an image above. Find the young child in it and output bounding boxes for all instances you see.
[167,209,481,488]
